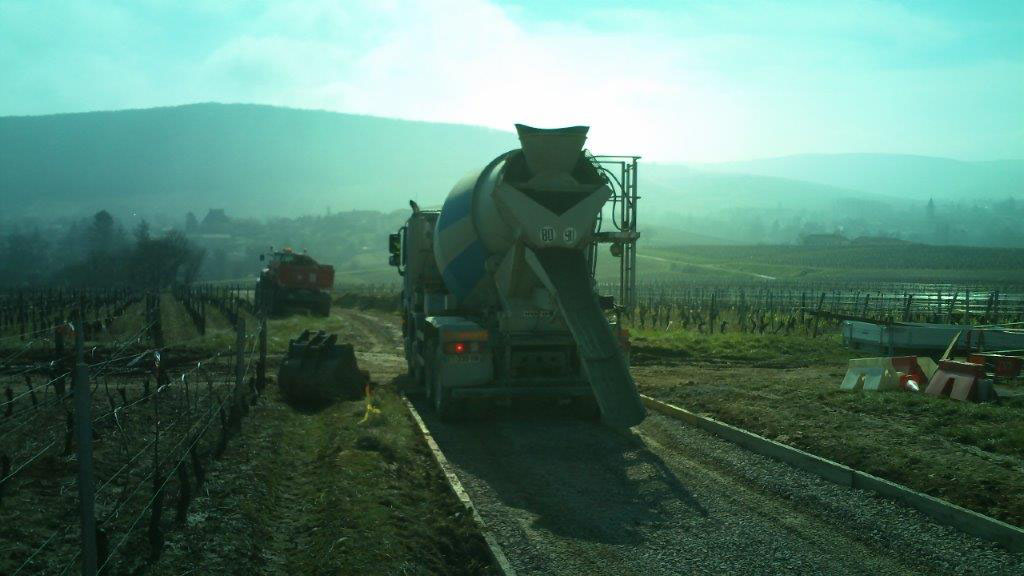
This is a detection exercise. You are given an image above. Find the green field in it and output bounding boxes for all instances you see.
[632,243,1024,284]
[329,238,1024,288]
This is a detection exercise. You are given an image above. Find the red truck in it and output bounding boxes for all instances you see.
[256,249,334,316]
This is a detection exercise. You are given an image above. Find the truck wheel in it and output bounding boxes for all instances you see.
[423,365,432,401]
[432,367,460,420]
[255,285,266,315]
[415,341,430,400]
[572,395,601,420]
[409,360,426,398]
[264,287,278,316]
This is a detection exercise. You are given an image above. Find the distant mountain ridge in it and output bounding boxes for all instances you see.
[697,153,1024,201]
[0,103,517,219]
[1,104,1019,225]
[641,163,897,211]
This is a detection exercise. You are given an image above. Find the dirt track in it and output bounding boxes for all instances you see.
[391,307,1024,576]
[420,402,1023,575]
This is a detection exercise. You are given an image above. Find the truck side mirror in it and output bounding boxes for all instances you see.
[259,254,265,262]
[388,233,401,255]
[389,254,400,267]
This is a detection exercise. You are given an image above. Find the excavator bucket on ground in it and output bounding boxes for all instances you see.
[278,330,368,404]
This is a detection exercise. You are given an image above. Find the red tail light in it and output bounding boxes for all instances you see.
[444,341,481,355]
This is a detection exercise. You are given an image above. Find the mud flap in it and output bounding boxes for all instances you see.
[529,248,646,428]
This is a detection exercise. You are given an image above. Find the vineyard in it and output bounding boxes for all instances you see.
[334,279,1024,338]
[4,275,1023,573]
[624,281,1024,335]
[1,284,496,575]
[0,287,266,575]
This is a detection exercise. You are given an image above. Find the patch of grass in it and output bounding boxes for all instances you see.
[631,329,857,368]
[634,332,1024,526]
[152,385,493,575]
[295,391,489,575]
[333,290,399,312]
[265,311,363,354]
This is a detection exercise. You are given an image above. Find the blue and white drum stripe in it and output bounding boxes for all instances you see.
[435,175,488,303]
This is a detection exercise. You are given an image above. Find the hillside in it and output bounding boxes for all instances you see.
[2,104,1020,248]
[642,163,894,212]
[0,103,844,227]
[0,103,517,219]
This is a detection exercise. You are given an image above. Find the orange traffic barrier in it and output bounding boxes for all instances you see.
[925,360,988,402]
[967,353,1023,379]
[890,356,936,391]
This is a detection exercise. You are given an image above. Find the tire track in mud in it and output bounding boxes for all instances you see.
[259,309,405,574]
[258,394,331,574]
[332,309,405,378]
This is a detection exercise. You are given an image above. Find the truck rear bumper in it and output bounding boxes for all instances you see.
[450,382,592,398]
[278,289,330,302]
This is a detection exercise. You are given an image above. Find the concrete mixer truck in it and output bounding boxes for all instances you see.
[388,124,645,428]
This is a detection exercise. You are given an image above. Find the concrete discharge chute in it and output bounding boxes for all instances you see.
[529,249,644,427]
[391,124,645,427]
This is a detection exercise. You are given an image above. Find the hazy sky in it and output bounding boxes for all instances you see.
[1,0,1021,162]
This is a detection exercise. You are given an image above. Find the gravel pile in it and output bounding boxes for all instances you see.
[421,406,1023,576]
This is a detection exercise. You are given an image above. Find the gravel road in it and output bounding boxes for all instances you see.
[418,403,1024,575]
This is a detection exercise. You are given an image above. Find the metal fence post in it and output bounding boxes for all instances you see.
[73,311,97,576]
[234,317,245,404]
[812,292,826,338]
[257,315,267,392]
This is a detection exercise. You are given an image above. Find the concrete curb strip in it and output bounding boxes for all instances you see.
[404,399,517,575]
[641,394,1024,553]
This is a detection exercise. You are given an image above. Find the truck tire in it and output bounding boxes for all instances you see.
[413,339,429,400]
[431,358,461,420]
[255,283,268,315]
[409,357,426,398]
[315,299,331,317]
[261,284,278,316]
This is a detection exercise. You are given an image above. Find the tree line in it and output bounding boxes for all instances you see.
[0,210,204,289]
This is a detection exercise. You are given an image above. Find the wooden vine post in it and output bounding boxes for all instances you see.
[73,310,98,576]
